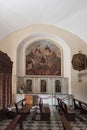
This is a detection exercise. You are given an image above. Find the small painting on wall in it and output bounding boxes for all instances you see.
[40,79,46,92]
[55,80,61,93]
[26,79,32,93]
[17,78,25,94]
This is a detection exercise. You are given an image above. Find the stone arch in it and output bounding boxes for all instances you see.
[17,33,71,94]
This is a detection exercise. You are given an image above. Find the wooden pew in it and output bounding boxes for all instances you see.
[15,98,32,114]
[60,116,73,130]
[41,103,50,121]
[30,106,37,120]
[39,98,50,121]
[0,108,8,122]
[57,98,76,121]
[5,115,24,130]
[73,98,87,114]
[15,98,32,120]
[0,108,16,121]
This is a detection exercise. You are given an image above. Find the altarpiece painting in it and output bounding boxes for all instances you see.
[26,40,61,76]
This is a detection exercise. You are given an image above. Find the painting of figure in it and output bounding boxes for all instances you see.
[26,79,32,93]
[40,80,46,92]
[17,78,25,94]
[55,80,61,93]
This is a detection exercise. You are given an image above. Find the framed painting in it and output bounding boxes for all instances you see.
[26,40,62,76]
[26,79,32,93]
[55,80,61,93]
[40,79,46,92]
[17,78,25,94]
[72,52,87,71]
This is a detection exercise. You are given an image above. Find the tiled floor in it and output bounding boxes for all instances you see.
[21,107,63,130]
[18,106,87,130]
[0,119,12,130]
[70,114,87,130]
[0,106,87,130]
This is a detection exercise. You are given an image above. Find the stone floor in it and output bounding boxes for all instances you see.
[0,106,87,130]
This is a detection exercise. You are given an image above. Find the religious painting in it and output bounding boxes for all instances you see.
[26,79,32,93]
[40,80,46,92]
[17,78,25,94]
[26,40,61,76]
[55,80,61,93]
[72,52,87,71]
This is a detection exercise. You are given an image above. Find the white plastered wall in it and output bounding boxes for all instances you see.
[17,33,71,94]
[0,24,87,102]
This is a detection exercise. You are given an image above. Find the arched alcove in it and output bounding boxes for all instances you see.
[17,33,71,94]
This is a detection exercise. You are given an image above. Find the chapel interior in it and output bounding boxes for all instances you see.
[0,1,87,130]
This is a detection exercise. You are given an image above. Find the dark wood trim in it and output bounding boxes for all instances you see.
[73,98,87,114]
[0,50,13,108]
[60,116,73,130]
[5,115,24,130]
[57,98,76,121]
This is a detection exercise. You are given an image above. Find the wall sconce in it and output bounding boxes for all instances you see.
[77,73,82,82]
[77,72,87,82]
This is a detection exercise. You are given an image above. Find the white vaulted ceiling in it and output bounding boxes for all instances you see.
[0,0,87,42]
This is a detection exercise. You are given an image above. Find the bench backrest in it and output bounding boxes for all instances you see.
[57,98,72,114]
[39,98,43,112]
[73,98,87,115]
[73,98,87,109]
[15,98,26,113]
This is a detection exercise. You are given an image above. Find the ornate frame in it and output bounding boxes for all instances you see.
[72,53,87,71]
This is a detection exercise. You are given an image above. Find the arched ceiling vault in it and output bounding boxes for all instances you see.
[0,0,87,43]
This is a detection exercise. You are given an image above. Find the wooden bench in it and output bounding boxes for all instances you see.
[0,108,16,121]
[57,98,76,121]
[5,115,24,130]
[60,116,73,130]
[0,108,8,122]
[73,98,87,114]
[39,98,50,121]
[15,98,32,114]
[30,107,37,120]
[41,103,50,121]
